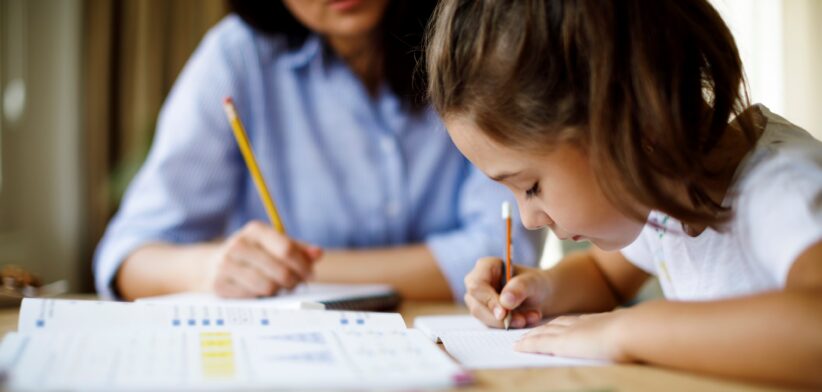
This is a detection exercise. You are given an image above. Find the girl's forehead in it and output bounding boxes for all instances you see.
[446,116,579,159]
[445,117,573,183]
[443,117,517,173]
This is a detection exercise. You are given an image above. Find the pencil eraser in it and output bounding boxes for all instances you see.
[501,201,511,219]
[223,96,233,105]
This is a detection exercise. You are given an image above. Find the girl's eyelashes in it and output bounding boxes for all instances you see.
[525,181,541,199]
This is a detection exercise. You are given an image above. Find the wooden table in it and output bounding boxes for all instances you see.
[0,299,782,391]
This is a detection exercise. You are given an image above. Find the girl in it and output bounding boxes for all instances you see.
[426,0,822,387]
[94,0,540,301]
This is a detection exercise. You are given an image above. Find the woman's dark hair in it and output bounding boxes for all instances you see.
[427,0,756,229]
[230,0,437,110]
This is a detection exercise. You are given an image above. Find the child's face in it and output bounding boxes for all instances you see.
[446,116,648,251]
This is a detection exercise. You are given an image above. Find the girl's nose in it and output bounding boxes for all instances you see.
[520,208,551,230]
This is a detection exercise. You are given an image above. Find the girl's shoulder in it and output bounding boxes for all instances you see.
[727,105,822,283]
[731,105,822,199]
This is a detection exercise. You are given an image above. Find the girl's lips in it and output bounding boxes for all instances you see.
[572,235,582,241]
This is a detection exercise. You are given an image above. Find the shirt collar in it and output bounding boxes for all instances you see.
[281,34,323,69]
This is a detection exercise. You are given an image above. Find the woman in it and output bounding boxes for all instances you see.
[94,0,539,301]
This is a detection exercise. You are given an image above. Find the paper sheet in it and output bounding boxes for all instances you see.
[2,299,469,390]
[18,298,407,333]
[415,315,607,369]
[439,329,606,369]
[137,283,395,310]
[0,328,470,391]
[414,314,488,342]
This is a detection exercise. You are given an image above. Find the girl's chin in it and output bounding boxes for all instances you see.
[589,236,635,251]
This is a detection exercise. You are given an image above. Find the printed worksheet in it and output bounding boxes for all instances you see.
[0,328,470,390]
[0,299,471,390]
[18,298,405,332]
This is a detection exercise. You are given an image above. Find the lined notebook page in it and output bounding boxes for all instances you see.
[439,329,607,369]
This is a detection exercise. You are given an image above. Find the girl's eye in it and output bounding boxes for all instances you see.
[525,181,541,199]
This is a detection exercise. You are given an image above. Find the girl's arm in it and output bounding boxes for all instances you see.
[465,246,649,329]
[538,247,651,315]
[517,240,822,388]
[616,240,822,388]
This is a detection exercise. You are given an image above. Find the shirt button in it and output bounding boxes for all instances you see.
[385,201,400,218]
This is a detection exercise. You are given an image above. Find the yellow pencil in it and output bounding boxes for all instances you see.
[222,97,286,234]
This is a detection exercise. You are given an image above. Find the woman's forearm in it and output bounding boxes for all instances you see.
[617,290,822,388]
[118,242,454,301]
[313,244,453,301]
[116,243,216,300]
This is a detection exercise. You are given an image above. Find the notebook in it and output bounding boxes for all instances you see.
[0,298,471,391]
[414,314,608,369]
[137,283,401,312]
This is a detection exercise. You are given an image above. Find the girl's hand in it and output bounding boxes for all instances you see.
[514,310,632,362]
[463,257,551,329]
[203,221,323,298]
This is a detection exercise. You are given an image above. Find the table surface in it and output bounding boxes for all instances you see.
[0,298,782,392]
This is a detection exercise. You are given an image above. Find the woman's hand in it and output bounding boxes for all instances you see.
[203,221,323,298]
[463,257,552,329]
[514,310,632,362]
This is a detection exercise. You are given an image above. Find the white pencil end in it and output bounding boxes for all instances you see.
[501,201,512,219]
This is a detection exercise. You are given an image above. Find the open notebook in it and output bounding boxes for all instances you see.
[138,283,401,311]
[414,314,608,369]
[0,299,471,391]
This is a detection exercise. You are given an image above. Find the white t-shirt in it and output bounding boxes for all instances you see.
[621,105,822,301]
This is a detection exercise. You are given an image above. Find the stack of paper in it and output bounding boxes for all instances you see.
[0,299,471,391]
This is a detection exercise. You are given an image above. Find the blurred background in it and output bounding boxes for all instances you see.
[0,0,820,294]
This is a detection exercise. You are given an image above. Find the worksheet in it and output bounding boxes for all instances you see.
[0,299,471,390]
[18,298,405,332]
[0,328,470,390]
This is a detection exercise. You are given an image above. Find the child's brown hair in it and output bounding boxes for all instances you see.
[426,0,757,229]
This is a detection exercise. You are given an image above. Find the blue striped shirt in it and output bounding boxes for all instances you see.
[93,15,540,300]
